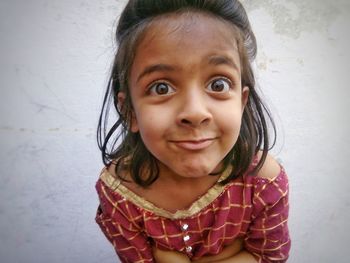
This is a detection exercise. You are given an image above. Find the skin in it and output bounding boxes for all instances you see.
[115,12,282,263]
[124,12,249,184]
[153,238,244,263]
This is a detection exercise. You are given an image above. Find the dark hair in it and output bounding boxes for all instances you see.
[97,0,276,186]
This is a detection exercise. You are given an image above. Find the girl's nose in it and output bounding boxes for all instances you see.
[176,90,212,128]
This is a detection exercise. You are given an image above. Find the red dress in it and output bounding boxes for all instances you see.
[95,162,290,263]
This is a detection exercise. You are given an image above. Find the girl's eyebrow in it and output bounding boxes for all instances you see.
[137,64,176,83]
[208,55,239,71]
[136,56,239,83]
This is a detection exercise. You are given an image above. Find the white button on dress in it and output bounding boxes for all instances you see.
[183,235,190,242]
[186,246,192,253]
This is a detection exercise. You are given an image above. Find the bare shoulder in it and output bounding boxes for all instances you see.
[256,152,282,180]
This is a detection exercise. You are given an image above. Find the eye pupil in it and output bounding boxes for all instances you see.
[211,80,225,92]
[155,83,169,94]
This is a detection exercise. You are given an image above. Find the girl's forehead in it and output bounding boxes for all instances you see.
[130,11,243,83]
[139,11,240,50]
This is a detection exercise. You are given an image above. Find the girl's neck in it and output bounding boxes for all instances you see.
[156,161,220,187]
[108,160,223,213]
[147,171,220,213]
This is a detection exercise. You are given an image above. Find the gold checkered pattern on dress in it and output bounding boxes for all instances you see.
[96,164,290,263]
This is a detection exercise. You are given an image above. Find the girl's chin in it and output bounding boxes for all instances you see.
[159,161,223,179]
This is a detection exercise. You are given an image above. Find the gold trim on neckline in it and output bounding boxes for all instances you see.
[99,166,232,220]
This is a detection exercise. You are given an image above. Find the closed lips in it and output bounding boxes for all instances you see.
[170,138,216,150]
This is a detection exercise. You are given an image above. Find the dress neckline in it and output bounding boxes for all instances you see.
[99,165,233,220]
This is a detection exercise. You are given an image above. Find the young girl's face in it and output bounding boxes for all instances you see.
[123,12,249,179]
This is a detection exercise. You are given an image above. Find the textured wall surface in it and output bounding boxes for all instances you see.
[1,0,349,262]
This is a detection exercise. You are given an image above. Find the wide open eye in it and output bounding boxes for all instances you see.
[206,78,231,93]
[149,82,175,95]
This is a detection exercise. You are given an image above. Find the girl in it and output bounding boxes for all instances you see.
[95,0,290,262]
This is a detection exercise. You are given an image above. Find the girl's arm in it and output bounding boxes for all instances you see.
[191,238,244,263]
[153,238,244,263]
[196,155,290,263]
[206,250,258,263]
[96,180,154,263]
[153,248,191,263]
[152,248,257,263]
[152,247,255,263]
[243,155,291,262]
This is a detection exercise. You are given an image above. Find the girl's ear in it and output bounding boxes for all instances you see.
[241,86,250,112]
[117,92,126,113]
[130,112,139,133]
[117,92,139,133]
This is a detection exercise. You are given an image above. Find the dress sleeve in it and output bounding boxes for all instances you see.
[244,168,291,263]
[95,179,154,263]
